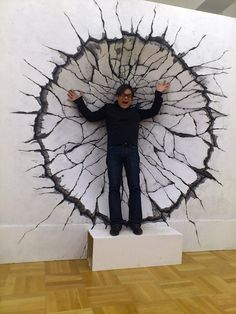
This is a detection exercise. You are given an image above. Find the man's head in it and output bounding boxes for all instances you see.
[115,84,134,109]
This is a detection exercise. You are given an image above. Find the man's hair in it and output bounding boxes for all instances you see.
[115,84,134,98]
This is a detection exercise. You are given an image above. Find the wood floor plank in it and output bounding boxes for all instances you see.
[86,285,131,306]
[93,304,137,314]
[49,309,94,314]
[1,250,236,313]
[0,295,46,313]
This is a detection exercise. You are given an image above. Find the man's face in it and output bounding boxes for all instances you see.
[116,88,133,109]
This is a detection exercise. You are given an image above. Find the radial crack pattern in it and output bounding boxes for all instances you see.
[16,2,227,237]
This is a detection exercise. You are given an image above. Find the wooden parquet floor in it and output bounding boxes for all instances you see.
[1,250,236,313]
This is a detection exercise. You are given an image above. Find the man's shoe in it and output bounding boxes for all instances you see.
[110,224,122,236]
[130,223,143,235]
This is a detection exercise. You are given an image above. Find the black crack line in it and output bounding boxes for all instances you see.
[26,118,96,225]
[160,54,185,80]
[24,59,52,82]
[92,1,121,82]
[18,197,66,243]
[140,150,184,198]
[138,51,170,84]
[75,50,112,91]
[148,187,175,210]
[140,121,156,139]
[93,0,107,39]
[63,205,77,230]
[68,149,105,197]
[64,14,116,86]
[136,49,169,85]
[79,174,106,213]
[63,167,85,198]
[13,110,39,115]
[185,199,201,246]
[139,168,164,218]
[124,13,151,80]
[170,27,182,48]
[198,71,229,79]
[79,239,88,259]
[163,67,192,89]
[97,40,121,82]
[130,7,157,76]
[161,24,168,40]
[34,186,54,191]
[44,81,68,104]
[64,62,92,85]
[179,34,206,59]
[154,153,196,192]
[146,118,198,139]
[65,139,104,161]
[181,77,202,91]
[43,44,76,60]
[160,150,207,209]
[34,141,78,156]
[168,90,203,108]
[86,38,120,82]
[189,112,202,136]
[163,129,174,156]
[168,115,189,131]
[141,46,162,68]
[140,124,164,151]
[24,64,68,121]
[139,167,157,196]
[25,163,44,173]
[191,50,229,69]
[139,157,173,219]
[64,129,107,156]
[150,7,157,38]
[173,147,191,166]
[35,117,65,140]
[139,159,171,192]
[86,155,107,174]
[18,90,41,107]
[151,183,176,205]
[24,75,44,90]
[87,81,114,103]
[115,1,122,35]
[69,60,93,91]
[68,144,99,173]
[129,28,160,82]
[64,12,84,46]
[213,75,226,97]
[53,160,80,177]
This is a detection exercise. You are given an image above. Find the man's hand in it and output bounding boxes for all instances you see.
[67,90,83,101]
[156,81,170,93]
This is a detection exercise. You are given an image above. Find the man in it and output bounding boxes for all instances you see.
[67,81,170,236]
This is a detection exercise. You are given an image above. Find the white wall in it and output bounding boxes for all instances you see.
[1,0,236,263]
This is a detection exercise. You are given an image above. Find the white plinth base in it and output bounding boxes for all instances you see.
[87,223,183,271]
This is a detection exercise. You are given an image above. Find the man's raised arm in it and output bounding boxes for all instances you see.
[138,81,170,120]
[67,89,106,122]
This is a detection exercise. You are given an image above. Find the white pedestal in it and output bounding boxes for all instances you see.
[87,223,183,271]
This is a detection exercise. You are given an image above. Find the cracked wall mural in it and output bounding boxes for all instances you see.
[16,0,228,240]
[2,0,236,262]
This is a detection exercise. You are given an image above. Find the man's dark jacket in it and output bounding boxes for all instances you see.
[74,91,163,146]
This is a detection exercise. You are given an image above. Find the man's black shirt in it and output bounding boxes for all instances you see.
[74,91,163,146]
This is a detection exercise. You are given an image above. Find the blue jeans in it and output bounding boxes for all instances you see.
[106,144,142,225]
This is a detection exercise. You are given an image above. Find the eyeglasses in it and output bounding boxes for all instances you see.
[120,93,133,99]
